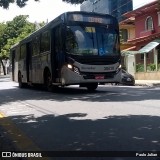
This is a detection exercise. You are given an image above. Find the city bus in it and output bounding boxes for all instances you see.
[10,11,122,91]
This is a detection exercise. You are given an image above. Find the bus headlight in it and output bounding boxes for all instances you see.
[116,64,122,73]
[67,64,73,69]
[67,64,80,75]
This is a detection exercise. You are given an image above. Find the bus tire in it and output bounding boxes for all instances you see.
[18,72,24,88]
[86,83,98,91]
[43,68,52,91]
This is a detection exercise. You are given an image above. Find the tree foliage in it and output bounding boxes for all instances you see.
[62,0,86,4]
[0,15,33,58]
[0,15,43,74]
[1,0,160,9]
[0,0,86,8]
[0,0,39,8]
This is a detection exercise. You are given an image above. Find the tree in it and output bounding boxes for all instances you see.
[0,23,7,75]
[62,0,86,4]
[0,0,39,9]
[0,0,86,8]
[0,15,37,75]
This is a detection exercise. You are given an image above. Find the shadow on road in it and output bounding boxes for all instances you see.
[0,82,160,106]
[0,77,160,160]
[1,114,160,160]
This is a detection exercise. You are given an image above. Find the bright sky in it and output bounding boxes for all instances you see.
[0,0,156,23]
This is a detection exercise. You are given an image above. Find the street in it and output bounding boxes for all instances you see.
[0,76,160,160]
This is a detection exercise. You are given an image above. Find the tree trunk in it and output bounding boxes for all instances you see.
[0,59,6,75]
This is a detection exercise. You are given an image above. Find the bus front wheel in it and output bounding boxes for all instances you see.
[86,83,98,91]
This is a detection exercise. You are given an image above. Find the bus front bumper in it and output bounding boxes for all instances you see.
[61,66,121,85]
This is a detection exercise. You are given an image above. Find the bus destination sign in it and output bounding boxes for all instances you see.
[68,14,113,24]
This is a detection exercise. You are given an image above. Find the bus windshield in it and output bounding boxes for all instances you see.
[66,25,119,56]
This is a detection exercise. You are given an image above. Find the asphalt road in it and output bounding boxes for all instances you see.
[0,76,160,160]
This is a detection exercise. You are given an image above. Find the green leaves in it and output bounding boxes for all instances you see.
[0,0,84,9]
[0,0,39,9]
[0,0,14,9]
[62,0,86,4]
[0,15,37,60]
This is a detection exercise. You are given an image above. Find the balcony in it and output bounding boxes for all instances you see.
[140,29,155,37]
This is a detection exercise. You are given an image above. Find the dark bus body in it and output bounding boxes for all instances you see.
[10,11,121,91]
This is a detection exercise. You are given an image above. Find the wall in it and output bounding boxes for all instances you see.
[128,27,135,40]
[135,11,159,38]
[135,72,160,80]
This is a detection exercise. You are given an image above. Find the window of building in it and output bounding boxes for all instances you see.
[120,29,128,42]
[145,16,153,30]
[157,12,160,26]
[40,31,50,53]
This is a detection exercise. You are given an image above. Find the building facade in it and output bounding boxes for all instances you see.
[120,0,160,80]
[80,0,133,21]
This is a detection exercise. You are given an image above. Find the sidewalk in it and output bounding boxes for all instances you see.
[135,80,160,87]
[0,74,10,78]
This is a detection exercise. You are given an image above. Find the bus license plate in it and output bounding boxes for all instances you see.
[95,75,104,80]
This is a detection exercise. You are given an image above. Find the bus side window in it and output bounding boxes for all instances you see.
[20,44,26,60]
[33,36,40,56]
[54,26,65,67]
[17,47,20,61]
[66,27,76,52]
[55,26,62,53]
[40,31,50,53]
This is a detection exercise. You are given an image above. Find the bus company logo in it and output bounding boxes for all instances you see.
[81,66,96,70]
[2,152,11,157]
[104,66,114,71]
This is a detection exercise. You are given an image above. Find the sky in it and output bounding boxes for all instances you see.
[0,0,156,23]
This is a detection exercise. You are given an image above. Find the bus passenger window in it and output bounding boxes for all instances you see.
[75,30,85,48]
[40,31,50,53]
[33,36,40,56]
[20,44,26,59]
[54,26,65,69]
[66,27,77,52]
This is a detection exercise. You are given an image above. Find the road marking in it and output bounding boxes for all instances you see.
[0,112,49,160]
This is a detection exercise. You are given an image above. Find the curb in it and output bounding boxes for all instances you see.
[135,83,160,87]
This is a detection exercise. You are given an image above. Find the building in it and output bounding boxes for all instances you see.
[120,0,160,80]
[80,0,133,21]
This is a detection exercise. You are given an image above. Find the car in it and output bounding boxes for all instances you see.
[120,69,135,86]
[111,69,135,86]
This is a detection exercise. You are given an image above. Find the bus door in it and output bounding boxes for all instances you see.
[51,25,64,82]
[11,50,15,81]
[26,42,32,82]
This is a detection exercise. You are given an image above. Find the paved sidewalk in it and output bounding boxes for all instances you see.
[0,74,10,78]
[135,80,160,87]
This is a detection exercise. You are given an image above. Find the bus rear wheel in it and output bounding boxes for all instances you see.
[86,83,98,91]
